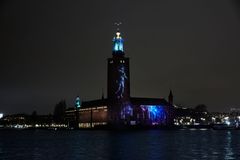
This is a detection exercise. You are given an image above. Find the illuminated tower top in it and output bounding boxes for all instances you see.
[75,96,81,109]
[112,23,124,55]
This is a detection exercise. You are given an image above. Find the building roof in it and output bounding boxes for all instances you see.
[130,97,168,106]
[81,99,108,108]
[79,97,168,109]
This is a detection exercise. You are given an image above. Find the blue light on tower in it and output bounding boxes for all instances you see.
[75,96,81,109]
[113,31,124,53]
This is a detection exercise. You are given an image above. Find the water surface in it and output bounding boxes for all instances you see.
[0,129,240,160]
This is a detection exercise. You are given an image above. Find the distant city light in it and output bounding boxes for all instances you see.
[225,121,231,126]
[224,117,229,120]
[223,116,231,126]
[0,113,3,119]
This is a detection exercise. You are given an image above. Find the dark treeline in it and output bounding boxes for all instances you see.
[0,99,68,126]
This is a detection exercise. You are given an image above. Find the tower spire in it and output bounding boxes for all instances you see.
[114,22,122,31]
[168,89,173,105]
[112,22,124,54]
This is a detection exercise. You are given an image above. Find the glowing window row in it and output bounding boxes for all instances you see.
[79,122,107,128]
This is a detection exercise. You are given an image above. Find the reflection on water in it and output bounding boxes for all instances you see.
[225,131,234,160]
[0,130,240,160]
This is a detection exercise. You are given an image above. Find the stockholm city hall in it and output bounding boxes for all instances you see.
[65,28,175,129]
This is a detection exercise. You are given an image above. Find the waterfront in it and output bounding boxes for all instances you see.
[0,129,240,160]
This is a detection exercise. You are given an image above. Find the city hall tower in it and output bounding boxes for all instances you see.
[107,29,132,125]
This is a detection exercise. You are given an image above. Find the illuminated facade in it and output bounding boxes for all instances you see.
[107,30,132,126]
[67,29,175,128]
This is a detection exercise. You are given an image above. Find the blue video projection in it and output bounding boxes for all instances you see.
[140,105,166,125]
[121,104,133,119]
[115,65,127,99]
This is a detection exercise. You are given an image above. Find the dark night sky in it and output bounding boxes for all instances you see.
[1,0,240,114]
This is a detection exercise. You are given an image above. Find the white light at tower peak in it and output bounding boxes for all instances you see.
[116,32,121,38]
